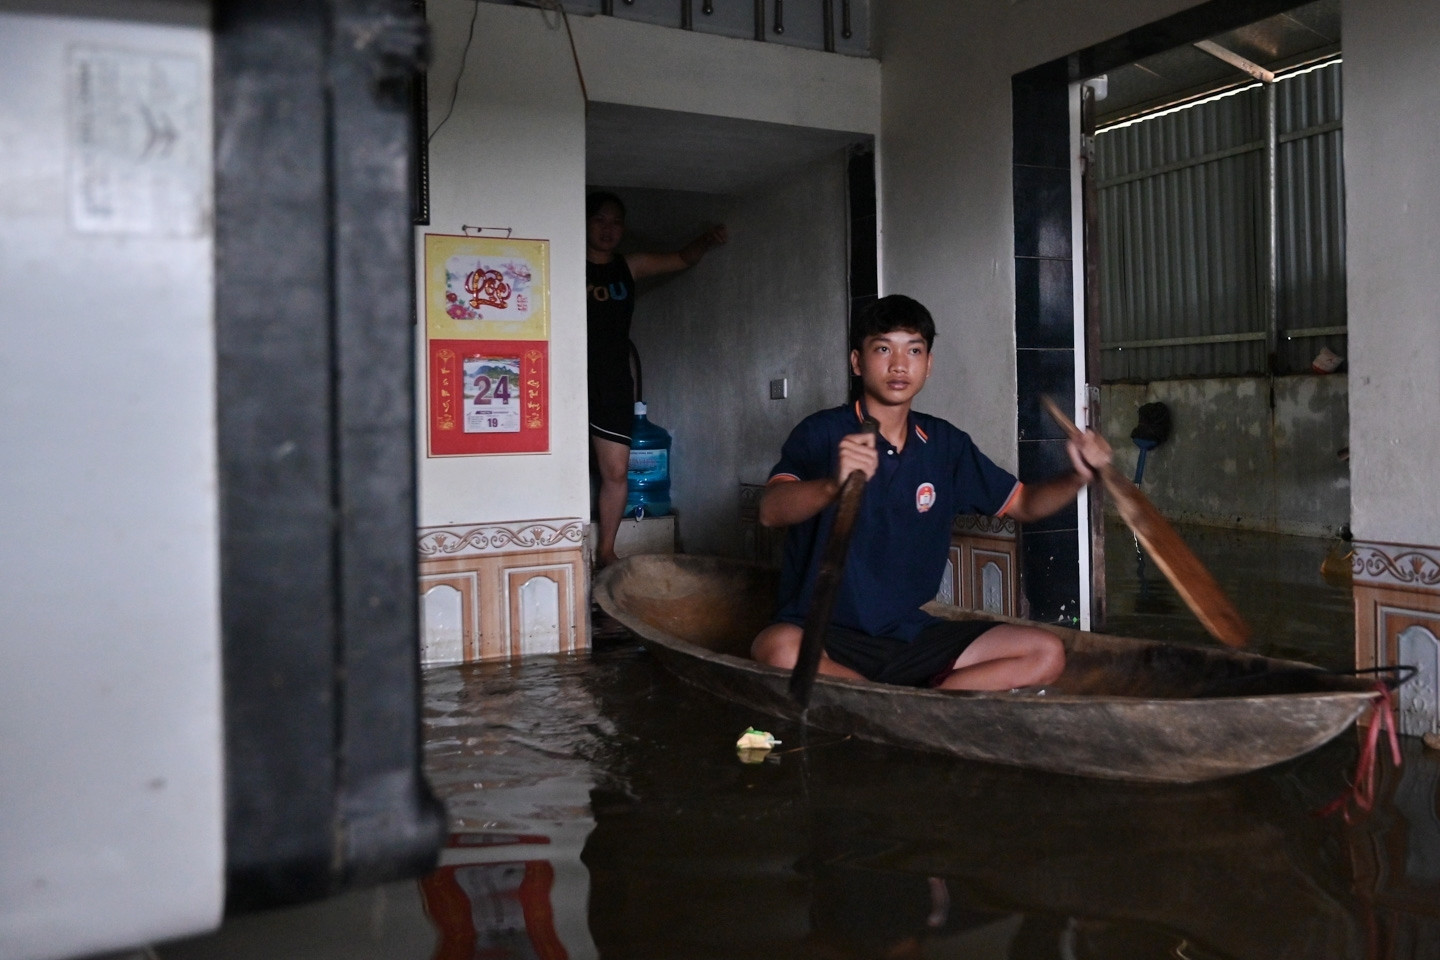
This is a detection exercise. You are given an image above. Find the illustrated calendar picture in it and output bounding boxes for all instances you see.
[424,233,549,341]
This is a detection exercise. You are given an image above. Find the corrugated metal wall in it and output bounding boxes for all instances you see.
[1096,61,1345,380]
[1277,63,1347,372]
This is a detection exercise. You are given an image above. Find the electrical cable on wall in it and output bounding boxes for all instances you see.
[428,1,589,147]
[517,0,590,107]
[426,0,479,144]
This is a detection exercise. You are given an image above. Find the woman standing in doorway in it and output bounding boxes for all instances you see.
[586,191,726,567]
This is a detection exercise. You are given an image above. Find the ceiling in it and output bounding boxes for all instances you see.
[1096,0,1340,125]
[586,102,868,197]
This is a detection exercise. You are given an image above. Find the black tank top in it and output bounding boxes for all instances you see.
[586,257,635,374]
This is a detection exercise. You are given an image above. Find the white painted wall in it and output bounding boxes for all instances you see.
[622,155,852,557]
[418,0,591,526]
[1343,0,1440,548]
[418,1,878,531]
[0,8,223,959]
[572,11,880,134]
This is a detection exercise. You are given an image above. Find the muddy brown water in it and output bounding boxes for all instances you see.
[158,526,1440,960]
[1103,519,1356,669]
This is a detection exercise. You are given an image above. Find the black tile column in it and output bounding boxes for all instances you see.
[848,143,878,401]
[1012,64,1081,625]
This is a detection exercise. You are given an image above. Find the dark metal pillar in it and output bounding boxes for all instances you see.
[1263,80,1280,380]
[213,0,445,911]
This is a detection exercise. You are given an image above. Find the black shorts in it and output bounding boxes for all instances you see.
[588,368,634,444]
[822,619,1001,687]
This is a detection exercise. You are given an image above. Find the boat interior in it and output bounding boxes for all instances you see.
[598,554,1384,701]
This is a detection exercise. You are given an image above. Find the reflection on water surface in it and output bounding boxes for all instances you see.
[161,632,1440,960]
[152,525,1435,960]
[1103,519,1355,668]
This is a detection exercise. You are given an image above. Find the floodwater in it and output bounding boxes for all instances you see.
[1102,517,1357,670]
[153,526,1440,960]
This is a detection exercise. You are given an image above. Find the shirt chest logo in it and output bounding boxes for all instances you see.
[915,482,936,513]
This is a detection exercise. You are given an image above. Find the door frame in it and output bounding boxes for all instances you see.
[1010,0,1307,629]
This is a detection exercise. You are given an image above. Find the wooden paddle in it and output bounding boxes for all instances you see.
[1041,395,1251,649]
[789,418,880,706]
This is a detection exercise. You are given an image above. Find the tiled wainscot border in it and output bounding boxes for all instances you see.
[935,514,1021,618]
[418,518,587,665]
[1353,540,1440,736]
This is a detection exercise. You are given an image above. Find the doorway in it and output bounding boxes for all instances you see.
[1090,2,1351,660]
[585,102,873,560]
[1013,0,1351,659]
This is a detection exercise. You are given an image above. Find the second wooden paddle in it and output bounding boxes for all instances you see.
[789,418,879,707]
[1041,395,1251,649]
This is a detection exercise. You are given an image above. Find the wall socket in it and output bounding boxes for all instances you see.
[769,377,788,400]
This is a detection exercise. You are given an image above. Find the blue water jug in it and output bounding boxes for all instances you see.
[625,401,672,518]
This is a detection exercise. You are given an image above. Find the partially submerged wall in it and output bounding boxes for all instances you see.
[415,2,878,659]
[1101,375,1350,536]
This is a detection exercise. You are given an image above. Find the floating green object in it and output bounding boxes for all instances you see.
[736,727,779,749]
[735,727,780,763]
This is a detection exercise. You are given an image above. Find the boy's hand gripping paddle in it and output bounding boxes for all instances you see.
[1040,395,1250,649]
[790,418,881,706]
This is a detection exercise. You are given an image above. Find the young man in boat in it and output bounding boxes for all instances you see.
[751,294,1112,691]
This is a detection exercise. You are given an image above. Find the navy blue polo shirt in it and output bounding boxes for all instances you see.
[768,400,1021,641]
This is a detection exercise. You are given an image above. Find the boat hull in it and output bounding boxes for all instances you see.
[594,554,1376,783]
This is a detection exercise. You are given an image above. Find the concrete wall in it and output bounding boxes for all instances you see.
[621,154,852,557]
[418,1,878,532]
[1344,0,1440,548]
[1101,376,1350,537]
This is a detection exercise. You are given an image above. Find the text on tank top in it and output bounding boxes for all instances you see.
[586,257,634,368]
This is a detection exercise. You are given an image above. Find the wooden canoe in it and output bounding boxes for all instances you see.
[593,554,1381,783]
